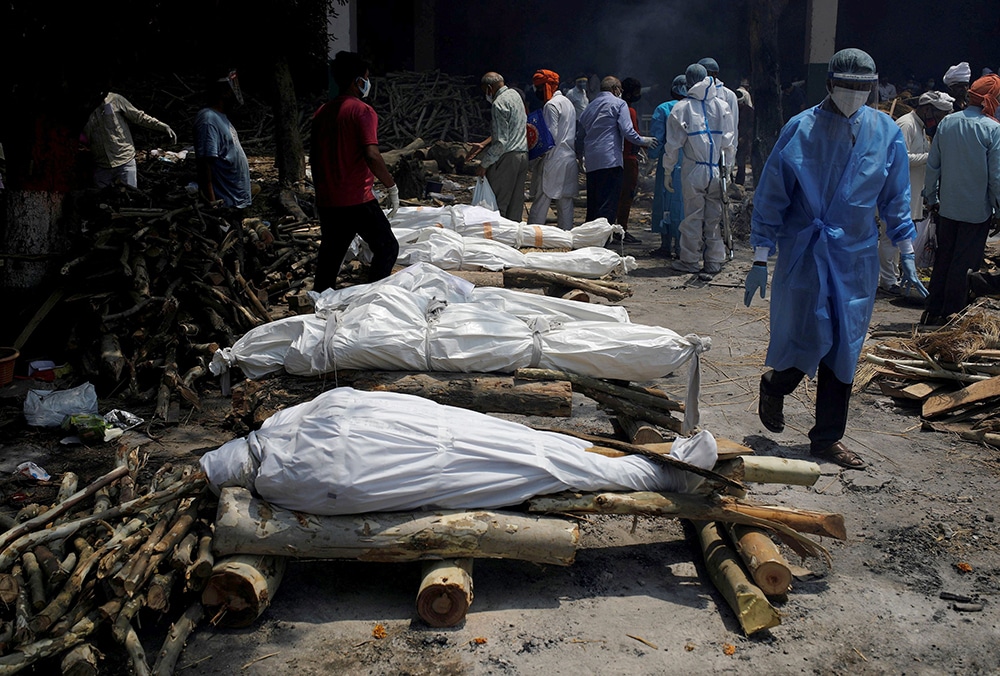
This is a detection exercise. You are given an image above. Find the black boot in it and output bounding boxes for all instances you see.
[758,379,785,433]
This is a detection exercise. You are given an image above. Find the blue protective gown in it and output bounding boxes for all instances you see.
[650,100,685,239]
[751,102,915,383]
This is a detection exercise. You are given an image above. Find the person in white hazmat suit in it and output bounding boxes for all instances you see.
[528,69,578,230]
[698,57,739,162]
[660,63,736,275]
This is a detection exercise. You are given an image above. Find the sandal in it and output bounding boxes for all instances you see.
[811,441,867,470]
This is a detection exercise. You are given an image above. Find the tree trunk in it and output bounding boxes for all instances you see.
[272,56,306,188]
[748,0,789,185]
[213,487,580,566]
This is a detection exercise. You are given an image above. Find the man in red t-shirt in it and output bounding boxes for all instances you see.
[310,51,400,291]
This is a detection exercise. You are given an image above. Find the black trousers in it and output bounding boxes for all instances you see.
[315,200,399,292]
[925,214,991,318]
[586,166,624,223]
[761,361,851,451]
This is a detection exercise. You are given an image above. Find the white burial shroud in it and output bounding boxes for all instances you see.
[211,264,710,431]
[200,387,719,515]
[344,206,636,278]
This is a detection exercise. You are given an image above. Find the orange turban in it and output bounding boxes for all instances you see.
[969,74,1000,120]
[532,69,560,102]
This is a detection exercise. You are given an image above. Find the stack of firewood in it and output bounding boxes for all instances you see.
[0,444,214,674]
[368,71,491,148]
[54,168,318,420]
[860,298,1000,447]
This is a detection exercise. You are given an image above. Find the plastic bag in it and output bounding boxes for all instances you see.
[914,214,936,269]
[471,177,498,211]
[24,382,99,427]
[526,109,555,161]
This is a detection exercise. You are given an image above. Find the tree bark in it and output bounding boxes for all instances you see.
[213,487,580,566]
[749,0,790,185]
[272,56,306,188]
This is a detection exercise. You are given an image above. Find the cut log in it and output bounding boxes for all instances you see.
[725,524,792,597]
[0,465,129,553]
[213,487,579,566]
[439,270,504,287]
[527,491,840,555]
[234,372,573,427]
[503,268,630,301]
[714,456,821,487]
[202,556,284,628]
[55,472,80,506]
[0,609,100,675]
[0,573,18,605]
[60,642,100,676]
[516,367,684,413]
[0,475,204,572]
[693,521,780,635]
[146,570,177,613]
[21,552,45,611]
[187,533,215,591]
[152,602,204,676]
[923,375,1000,417]
[615,414,664,445]
[416,559,473,627]
[588,391,683,434]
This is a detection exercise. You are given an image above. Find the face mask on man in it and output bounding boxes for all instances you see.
[830,86,869,117]
[485,87,494,104]
[357,77,372,99]
[575,81,587,90]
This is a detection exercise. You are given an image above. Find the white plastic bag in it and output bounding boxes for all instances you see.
[471,176,498,211]
[914,214,936,269]
[24,382,99,427]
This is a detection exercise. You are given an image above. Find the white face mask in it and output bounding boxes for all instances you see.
[830,86,869,117]
[485,91,494,104]
[358,77,371,99]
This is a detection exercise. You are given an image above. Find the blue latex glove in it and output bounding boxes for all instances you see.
[899,252,929,298]
[744,262,768,306]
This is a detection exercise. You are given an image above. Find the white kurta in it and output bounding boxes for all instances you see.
[896,110,930,220]
[540,91,579,199]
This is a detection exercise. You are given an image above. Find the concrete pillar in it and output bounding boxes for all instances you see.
[804,0,838,106]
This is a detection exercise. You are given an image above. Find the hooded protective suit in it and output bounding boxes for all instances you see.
[650,76,688,254]
[661,75,736,271]
[750,101,915,383]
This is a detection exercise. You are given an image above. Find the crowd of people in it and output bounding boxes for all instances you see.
[72,48,996,473]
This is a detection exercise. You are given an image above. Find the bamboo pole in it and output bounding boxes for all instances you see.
[416,559,473,628]
[714,456,821,487]
[693,521,780,635]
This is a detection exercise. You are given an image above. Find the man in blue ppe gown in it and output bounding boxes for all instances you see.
[649,75,687,258]
[744,48,927,470]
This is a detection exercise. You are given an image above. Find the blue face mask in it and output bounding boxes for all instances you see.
[358,77,371,99]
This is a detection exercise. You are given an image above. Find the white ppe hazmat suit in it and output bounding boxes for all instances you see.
[528,90,579,230]
[661,77,736,273]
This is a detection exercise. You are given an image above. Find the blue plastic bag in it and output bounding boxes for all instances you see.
[526,109,555,161]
